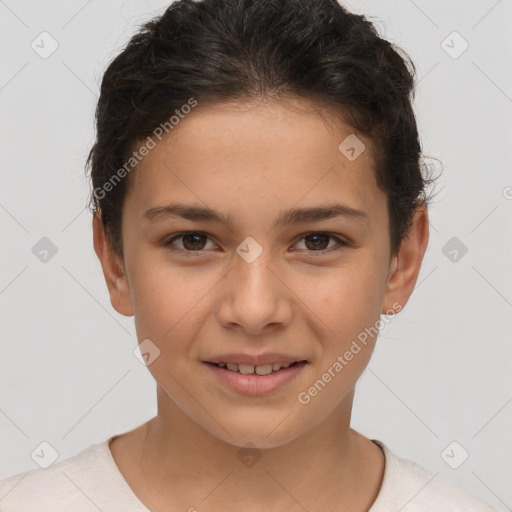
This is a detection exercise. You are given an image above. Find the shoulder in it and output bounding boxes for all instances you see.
[370,440,498,512]
[0,440,112,511]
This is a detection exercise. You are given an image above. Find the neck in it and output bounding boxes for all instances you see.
[111,385,384,512]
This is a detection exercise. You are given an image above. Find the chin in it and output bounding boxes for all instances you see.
[205,414,307,450]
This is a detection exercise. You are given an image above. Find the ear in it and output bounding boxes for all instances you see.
[92,211,134,317]
[381,202,429,315]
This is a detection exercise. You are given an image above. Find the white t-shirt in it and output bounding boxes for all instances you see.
[0,435,498,511]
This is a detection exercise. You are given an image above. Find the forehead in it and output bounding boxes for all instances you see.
[127,98,383,222]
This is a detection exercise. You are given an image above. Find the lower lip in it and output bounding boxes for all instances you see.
[204,361,307,396]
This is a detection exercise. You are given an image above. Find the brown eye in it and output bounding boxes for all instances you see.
[293,232,347,254]
[165,232,215,253]
[304,233,331,251]
[181,233,208,250]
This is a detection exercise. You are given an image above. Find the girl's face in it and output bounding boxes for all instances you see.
[105,98,423,448]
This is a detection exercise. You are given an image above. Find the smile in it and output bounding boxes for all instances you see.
[204,360,308,396]
[207,361,303,375]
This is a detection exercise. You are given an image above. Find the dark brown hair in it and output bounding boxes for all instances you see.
[86,0,438,260]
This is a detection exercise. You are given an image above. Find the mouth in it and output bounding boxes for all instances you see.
[203,358,309,396]
[205,360,307,375]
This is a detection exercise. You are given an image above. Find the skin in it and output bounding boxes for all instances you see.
[93,97,429,511]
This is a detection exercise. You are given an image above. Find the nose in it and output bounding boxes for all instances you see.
[216,246,293,335]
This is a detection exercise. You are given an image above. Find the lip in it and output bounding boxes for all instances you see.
[203,360,308,396]
[204,352,306,366]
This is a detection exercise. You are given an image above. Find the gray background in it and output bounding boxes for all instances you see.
[0,1,511,510]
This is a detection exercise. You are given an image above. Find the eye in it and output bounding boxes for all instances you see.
[164,232,217,254]
[292,232,348,255]
[164,231,348,256]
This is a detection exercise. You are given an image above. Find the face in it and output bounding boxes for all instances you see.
[94,98,428,449]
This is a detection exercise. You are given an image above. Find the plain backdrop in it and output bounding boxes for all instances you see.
[0,1,511,510]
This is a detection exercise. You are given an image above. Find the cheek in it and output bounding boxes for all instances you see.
[129,256,218,350]
[296,256,385,347]
[293,270,382,415]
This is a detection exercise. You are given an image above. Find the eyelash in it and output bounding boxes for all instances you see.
[163,231,348,257]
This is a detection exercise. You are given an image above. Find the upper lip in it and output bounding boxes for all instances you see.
[204,353,308,366]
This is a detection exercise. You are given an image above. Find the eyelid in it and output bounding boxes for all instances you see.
[164,231,349,255]
[290,231,349,255]
[164,231,218,255]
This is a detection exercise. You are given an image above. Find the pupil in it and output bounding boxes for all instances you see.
[306,233,328,250]
[184,234,205,250]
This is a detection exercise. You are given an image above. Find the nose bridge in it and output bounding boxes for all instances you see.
[218,237,292,333]
[235,243,274,292]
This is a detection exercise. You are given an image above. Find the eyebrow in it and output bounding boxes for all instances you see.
[143,202,369,230]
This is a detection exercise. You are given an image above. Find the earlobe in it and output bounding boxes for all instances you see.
[381,203,429,315]
[92,211,134,317]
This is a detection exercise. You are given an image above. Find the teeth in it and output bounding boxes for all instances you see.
[215,362,298,374]
[238,364,254,374]
[255,364,273,375]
